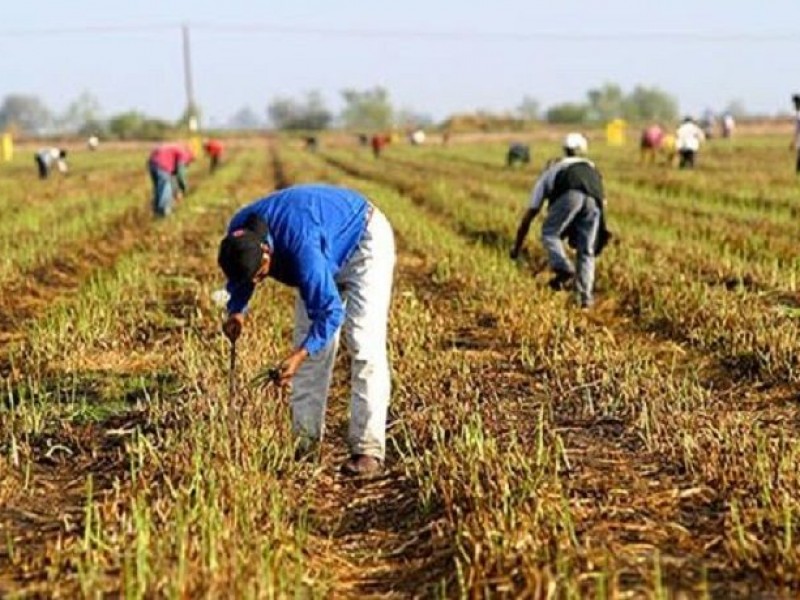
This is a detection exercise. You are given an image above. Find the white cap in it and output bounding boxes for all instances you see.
[563,132,588,154]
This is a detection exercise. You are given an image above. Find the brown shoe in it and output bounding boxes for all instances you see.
[341,454,383,477]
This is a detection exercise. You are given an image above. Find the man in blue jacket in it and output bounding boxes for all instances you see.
[218,184,396,476]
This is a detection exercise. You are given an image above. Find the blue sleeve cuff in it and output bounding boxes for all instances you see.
[301,338,324,355]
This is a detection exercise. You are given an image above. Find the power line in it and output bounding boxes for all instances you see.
[0,22,798,43]
[0,23,178,37]
[192,23,800,43]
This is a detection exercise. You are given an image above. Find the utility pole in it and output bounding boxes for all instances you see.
[182,23,198,132]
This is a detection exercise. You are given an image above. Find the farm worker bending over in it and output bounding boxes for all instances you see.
[661,133,677,166]
[506,143,531,167]
[218,184,396,477]
[203,139,224,173]
[791,95,800,173]
[147,143,194,217]
[640,124,664,164]
[371,134,388,158]
[675,117,705,170]
[34,147,68,179]
[510,133,608,309]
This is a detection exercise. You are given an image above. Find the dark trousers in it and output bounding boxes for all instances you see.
[795,149,800,174]
[209,155,220,173]
[679,149,696,169]
[35,155,48,179]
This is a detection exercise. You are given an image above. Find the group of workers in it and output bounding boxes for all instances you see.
[22,98,799,478]
[33,138,224,217]
[357,129,426,159]
[638,117,708,169]
[506,114,733,173]
[506,115,717,173]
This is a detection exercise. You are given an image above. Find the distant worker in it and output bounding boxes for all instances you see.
[675,117,705,169]
[147,142,194,217]
[640,124,664,163]
[304,136,319,152]
[506,143,531,167]
[217,184,396,476]
[410,129,426,146]
[87,136,100,151]
[442,130,451,146]
[700,109,717,140]
[371,134,388,159]
[34,147,68,180]
[721,113,735,139]
[661,133,677,166]
[791,94,800,174]
[510,133,609,309]
[203,139,224,173]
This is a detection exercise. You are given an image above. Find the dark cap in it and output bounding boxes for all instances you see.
[217,214,269,283]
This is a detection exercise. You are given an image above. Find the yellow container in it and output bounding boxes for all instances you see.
[188,135,202,157]
[605,118,627,146]
[1,133,13,162]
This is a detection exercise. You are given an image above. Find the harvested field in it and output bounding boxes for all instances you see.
[0,135,798,598]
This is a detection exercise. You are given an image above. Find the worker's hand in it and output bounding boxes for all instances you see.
[223,313,245,342]
[278,348,309,387]
[175,191,184,202]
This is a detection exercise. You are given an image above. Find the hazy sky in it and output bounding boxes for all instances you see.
[1,0,798,124]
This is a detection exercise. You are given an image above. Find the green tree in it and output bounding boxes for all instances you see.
[339,87,393,130]
[545,102,589,124]
[0,94,52,133]
[108,111,144,139]
[267,91,332,130]
[303,91,333,130]
[108,111,171,140]
[586,83,625,121]
[622,85,679,121]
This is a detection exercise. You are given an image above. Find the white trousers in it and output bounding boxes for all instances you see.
[290,208,395,459]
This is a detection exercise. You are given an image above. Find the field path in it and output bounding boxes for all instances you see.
[266,147,451,596]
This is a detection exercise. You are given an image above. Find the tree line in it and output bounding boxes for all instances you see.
[0,84,748,137]
[0,87,424,137]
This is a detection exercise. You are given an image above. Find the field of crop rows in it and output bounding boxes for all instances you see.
[0,135,798,598]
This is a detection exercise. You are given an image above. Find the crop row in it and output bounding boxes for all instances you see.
[280,144,800,595]
[1,142,797,597]
[320,145,800,385]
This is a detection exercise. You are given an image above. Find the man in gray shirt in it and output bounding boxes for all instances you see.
[510,133,606,308]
